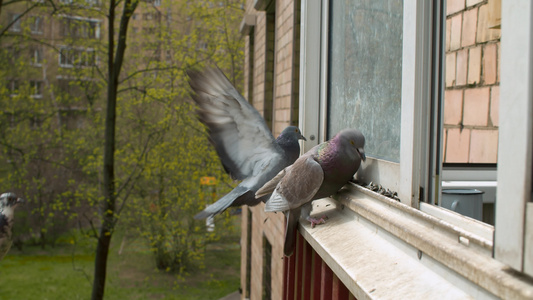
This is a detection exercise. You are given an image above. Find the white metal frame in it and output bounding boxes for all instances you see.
[298,0,321,153]
[495,0,533,276]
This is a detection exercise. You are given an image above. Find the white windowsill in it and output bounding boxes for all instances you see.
[299,183,533,299]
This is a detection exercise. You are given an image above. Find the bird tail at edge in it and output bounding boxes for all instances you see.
[194,186,249,220]
[283,207,301,256]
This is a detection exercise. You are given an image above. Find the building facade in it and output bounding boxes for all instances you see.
[239,0,533,299]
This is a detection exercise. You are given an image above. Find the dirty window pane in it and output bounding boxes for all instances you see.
[327,0,403,162]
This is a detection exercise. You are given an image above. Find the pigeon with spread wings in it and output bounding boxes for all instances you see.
[187,67,305,220]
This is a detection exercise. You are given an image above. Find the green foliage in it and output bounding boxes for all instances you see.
[119,98,235,273]
[0,0,244,279]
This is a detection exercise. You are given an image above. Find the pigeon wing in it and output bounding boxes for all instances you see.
[255,166,290,199]
[188,67,281,180]
[264,155,324,212]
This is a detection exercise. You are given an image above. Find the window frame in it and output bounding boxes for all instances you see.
[30,46,43,66]
[6,80,20,96]
[300,0,432,205]
[30,80,43,98]
[494,0,533,276]
[59,46,97,68]
[59,46,74,67]
[59,15,101,39]
[9,13,22,32]
[30,16,44,35]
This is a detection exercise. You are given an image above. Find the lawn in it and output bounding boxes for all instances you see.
[0,219,241,300]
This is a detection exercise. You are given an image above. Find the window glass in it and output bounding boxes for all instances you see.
[327,0,403,162]
[30,47,43,65]
[30,81,43,98]
[9,14,22,32]
[30,16,43,34]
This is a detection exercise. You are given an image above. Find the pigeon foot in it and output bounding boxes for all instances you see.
[306,215,328,228]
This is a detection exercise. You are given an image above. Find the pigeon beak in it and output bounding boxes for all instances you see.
[358,148,366,162]
[299,134,307,141]
[16,198,24,205]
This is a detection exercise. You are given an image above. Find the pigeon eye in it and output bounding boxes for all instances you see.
[350,140,355,146]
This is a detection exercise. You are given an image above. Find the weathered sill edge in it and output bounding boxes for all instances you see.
[325,183,533,299]
[344,183,493,250]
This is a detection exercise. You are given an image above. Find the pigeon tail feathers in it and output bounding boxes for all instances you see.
[194,186,250,220]
[264,190,291,212]
[283,207,301,256]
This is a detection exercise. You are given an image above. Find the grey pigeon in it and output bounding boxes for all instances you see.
[0,193,24,260]
[187,67,306,220]
[256,129,366,256]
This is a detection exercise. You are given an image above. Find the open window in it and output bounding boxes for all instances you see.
[299,0,533,295]
[300,0,502,239]
[300,0,433,206]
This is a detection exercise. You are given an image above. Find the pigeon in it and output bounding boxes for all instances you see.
[256,129,366,256]
[187,67,306,220]
[0,192,24,260]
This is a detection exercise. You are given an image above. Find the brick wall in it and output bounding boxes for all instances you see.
[443,0,500,163]
[239,198,286,299]
[272,0,297,135]
[240,0,301,299]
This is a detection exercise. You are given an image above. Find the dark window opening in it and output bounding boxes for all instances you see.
[245,208,252,299]
[263,235,272,300]
[264,5,275,131]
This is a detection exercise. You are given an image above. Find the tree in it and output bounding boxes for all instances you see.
[92,0,244,298]
[1,0,245,298]
[91,0,139,298]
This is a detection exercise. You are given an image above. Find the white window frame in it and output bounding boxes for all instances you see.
[300,0,533,286]
[495,0,533,276]
[30,80,43,98]
[9,14,22,32]
[59,15,101,39]
[7,80,19,96]
[30,46,43,66]
[59,46,97,68]
[59,46,74,67]
[85,0,99,6]
[30,16,44,35]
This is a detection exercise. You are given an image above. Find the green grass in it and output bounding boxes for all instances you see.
[0,221,241,299]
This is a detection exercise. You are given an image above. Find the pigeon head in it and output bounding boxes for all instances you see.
[276,126,306,164]
[279,126,306,142]
[338,129,366,162]
[0,193,24,210]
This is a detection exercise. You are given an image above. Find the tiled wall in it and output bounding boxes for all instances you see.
[443,0,500,163]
